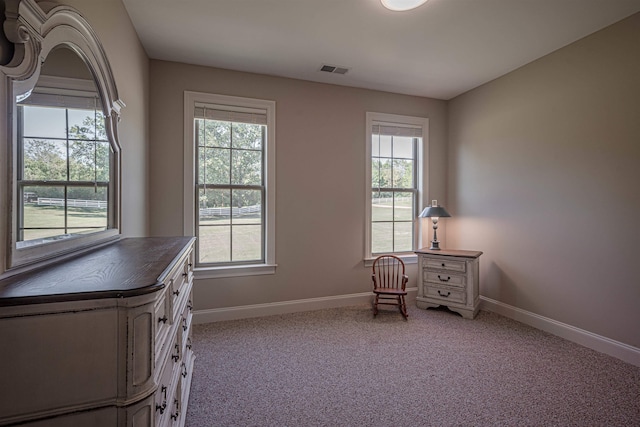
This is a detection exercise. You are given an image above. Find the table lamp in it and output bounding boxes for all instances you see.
[419,200,451,250]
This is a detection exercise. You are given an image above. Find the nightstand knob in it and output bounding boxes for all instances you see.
[438,290,451,298]
[441,263,445,267]
[438,275,451,282]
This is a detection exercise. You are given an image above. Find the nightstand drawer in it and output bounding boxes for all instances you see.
[424,285,466,304]
[424,271,465,288]
[423,257,466,273]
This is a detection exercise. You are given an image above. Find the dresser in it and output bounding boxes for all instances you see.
[0,237,196,427]
[415,248,482,319]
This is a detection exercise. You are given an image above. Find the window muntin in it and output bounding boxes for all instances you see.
[16,100,111,248]
[366,113,427,260]
[194,103,268,267]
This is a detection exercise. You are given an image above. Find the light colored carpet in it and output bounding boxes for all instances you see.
[186,305,640,426]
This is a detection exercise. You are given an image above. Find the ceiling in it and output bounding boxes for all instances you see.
[122,0,640,100]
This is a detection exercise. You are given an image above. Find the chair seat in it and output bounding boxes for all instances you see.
[373,287,407,296]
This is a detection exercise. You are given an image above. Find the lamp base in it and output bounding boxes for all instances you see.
[429,240,441,250]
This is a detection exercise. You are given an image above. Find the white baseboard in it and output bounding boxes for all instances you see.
[480,296,640,368]
[193,287,418,324]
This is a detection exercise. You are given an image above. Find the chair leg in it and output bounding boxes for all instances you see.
[373,294,379,316]
[399,295,408,319]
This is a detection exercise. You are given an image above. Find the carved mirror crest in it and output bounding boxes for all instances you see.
[0,0,125,275]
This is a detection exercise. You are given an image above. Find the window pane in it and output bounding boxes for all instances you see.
[199,188,230,225]
[96,142,110,182]
[232,123,262,150]
[231,190,262,224]
[392,158,414,188]
[199,147,230,185]
[22,138,67,181]
[374,134,392,157]
[208,120,231,148]
[67,186,108,230]
[68,108,97,140]
[231,224,262,261]
[232,149,262,185]
[393,222,413,252]
[69,140,110,182]
[22,106,66,139]
[198,225,231,263]
[372,158,391,189]
[372,159,381,188]
[394,192,413,221]
[95,114,107,141]
[195,119,205,146]
[372,222,393,254]
[372,192,393,221]
[393,136,414,159]
[21,185,65,242]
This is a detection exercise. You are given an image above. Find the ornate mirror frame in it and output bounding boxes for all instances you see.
[0,0,124,276]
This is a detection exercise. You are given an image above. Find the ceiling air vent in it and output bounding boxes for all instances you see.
[320,64,349,75]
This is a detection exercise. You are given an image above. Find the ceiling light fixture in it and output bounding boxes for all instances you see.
[381,0,429,11]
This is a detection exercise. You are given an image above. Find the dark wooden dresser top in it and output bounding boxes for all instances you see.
[0,237,195,307]
[415,248,483,258]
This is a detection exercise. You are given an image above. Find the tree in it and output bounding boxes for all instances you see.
[197,120,263,212]
[21,107,110,202]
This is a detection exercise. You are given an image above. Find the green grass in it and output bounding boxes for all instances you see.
[22,204,106,241]
[371,198,414,253]
[198,215,262,263]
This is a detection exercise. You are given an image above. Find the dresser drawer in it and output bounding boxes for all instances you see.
[180,299,192,350]
[424,257,466,273]
[155,333,181,422]
[169,260,189,302]
[424,285,466,304]
[424,271,465,288]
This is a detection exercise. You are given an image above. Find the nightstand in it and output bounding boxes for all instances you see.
[414,248,482,319]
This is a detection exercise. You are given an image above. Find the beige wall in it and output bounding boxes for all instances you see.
[447,13,640,347]
[148,61,448,309]
[63,0,150,237]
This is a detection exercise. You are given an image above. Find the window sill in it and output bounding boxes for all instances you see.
[364,253,417,268]
[194,263,277,279]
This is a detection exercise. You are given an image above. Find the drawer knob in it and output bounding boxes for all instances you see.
[441,263,445,267]
[173,289,180,296]
[158,315,168,324]
[156,386,167,413]
[171,406,180,421]
[181,362,188,378]
[438,290,451,298]
[172,343,180,362]
[438,275,451,282]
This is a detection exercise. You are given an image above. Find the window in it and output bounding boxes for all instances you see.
[17,92,111,248]
[365,112,427,261]
[184,92,276,278]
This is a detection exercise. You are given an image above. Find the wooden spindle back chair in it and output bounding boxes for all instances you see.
[371,255,408,319]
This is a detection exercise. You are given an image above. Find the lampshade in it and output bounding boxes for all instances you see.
[381,0,429,11]
[419,206,451,218]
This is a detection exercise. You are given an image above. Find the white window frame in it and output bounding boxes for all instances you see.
[365,112,428,266]
[184,91,276,278]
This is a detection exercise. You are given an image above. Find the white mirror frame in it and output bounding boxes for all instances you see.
[0,0,125,276]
